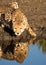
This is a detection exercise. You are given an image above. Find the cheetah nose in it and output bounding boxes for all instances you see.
[17,33,19,34]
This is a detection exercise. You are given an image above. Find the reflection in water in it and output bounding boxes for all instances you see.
[0,37,46,63]
[0,34,46,63]
[0,40,29,63]
[37,39,46,53]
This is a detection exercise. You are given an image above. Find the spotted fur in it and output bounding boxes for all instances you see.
[11,9,36,37]
[14,42,29,63]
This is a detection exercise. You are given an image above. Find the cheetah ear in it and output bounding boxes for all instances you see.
[10,2,19,9]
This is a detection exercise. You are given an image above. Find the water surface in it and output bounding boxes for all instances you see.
[0,39,46,65]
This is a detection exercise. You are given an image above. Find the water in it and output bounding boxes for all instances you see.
[0,39,46,65]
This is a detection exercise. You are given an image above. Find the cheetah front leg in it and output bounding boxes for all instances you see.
[26,24,36,37]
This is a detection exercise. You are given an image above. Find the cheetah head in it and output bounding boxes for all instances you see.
[13,21,27,36]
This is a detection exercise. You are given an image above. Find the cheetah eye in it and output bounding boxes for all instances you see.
[15,28,16,29]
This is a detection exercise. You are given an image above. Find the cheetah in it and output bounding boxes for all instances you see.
[11,2,36,37]
[0,2,36,37]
